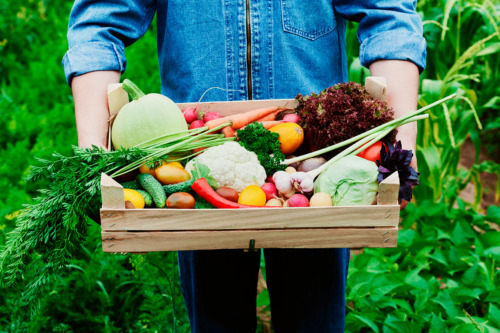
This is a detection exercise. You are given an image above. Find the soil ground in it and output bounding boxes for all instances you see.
[459,139,498,210]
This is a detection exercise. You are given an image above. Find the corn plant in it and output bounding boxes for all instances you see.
[416,0,500,208]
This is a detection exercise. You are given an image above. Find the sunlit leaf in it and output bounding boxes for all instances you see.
[349,313,380,333]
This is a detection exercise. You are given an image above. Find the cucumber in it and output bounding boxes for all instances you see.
[121,181,140,190]
[136,189,153,207]
[163,179,195,195]
[137,174,166,208]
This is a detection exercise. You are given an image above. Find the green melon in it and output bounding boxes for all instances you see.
[111,79,188,149]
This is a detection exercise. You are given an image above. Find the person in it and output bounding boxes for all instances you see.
[64,1,425,332]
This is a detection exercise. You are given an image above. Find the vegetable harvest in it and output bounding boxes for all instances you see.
[192,178,276,208]
[0,76,458,317]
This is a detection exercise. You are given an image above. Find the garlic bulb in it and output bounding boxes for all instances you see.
[291,172,314,194]
[272,171,295,198]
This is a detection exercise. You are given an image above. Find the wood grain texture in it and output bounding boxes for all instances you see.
[378,172,400,205]
[107,83,128,120]
[102,95,402,251]
[101,173,125,209]
[102,227,398,252]
[100,205,400,231]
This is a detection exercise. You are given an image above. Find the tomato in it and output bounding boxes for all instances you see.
[167,192,196,209]
[357,141,385,163]
[123,189,145,209]
[155,164,191,185]
[139,163,157,177]
[238,185,267,206]
[215,187,239,203]
[139,161,184,179]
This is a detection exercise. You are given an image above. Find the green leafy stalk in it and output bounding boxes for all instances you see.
[122,79,145,100]
[110,121,234,177]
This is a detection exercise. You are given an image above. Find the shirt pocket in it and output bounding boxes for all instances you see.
[281,0,336,41]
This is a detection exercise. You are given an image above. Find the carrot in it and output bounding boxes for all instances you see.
[238,121,284,131]
[221,126,236,137]
[254,108,285,122]
[205,106,279,130]
[258,121,284,129]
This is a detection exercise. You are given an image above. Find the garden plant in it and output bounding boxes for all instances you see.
[0,0,499,332]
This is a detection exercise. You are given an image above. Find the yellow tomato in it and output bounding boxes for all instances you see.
[139,163,156,177]
[238,185,267,206]
[123,189,145,209]
[139,161,183,178]
[165,161,184,169]
[155,164,191,185]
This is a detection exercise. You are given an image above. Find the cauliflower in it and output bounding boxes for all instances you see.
[185,142,267,193]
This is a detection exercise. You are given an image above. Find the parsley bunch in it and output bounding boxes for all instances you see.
[236,122,286,174]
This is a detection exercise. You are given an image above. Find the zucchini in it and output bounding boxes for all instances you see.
[137,174,166,208]
[163,179,195,195]
[136,189,153,207]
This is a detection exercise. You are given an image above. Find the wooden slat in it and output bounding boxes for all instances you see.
[100,205,399,231]
[102,227,398,252]
[177,99,296,116]
[101,173,125,209]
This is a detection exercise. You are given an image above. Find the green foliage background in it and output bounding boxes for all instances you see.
[0,0,499,332]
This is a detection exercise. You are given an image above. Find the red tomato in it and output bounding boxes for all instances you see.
[357,141,385,163]
[166,192,196,209]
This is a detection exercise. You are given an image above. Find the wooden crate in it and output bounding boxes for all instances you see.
[101,85,400,253]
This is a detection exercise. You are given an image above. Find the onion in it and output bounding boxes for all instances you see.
[298,157,327,172]
[266,198,283,207]
[310,192,333,207]
[286,155,300,169]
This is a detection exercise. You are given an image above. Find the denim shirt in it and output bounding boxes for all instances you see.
[63,0,426,103]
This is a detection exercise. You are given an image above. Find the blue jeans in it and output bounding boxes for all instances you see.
[178,248,350,333]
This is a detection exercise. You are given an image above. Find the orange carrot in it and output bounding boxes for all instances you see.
[238,120,284,131]
[205,106,279,130]
[221,126,236,137]
[258,121,284,129]
[254,108,284,122]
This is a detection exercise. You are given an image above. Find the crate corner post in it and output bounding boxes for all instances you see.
[376,171,400,248]
[101,173,125,209]
[377,172,399,206]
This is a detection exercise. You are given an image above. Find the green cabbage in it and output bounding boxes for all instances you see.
[314,156,379,206]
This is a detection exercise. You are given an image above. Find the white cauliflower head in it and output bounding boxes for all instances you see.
[185,141,267,193]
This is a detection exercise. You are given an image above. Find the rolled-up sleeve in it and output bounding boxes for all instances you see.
[334,0,426,72]
[63,0,156,85]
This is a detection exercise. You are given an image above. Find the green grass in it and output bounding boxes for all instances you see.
[0,0,499,332]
